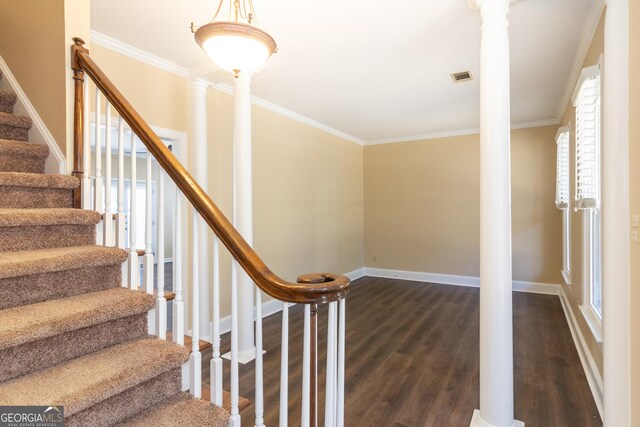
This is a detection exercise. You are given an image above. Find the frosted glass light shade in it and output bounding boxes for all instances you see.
[195,22,276,74]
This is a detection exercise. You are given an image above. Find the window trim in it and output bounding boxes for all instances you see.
[555,126,571,285]
[573,60,603,344]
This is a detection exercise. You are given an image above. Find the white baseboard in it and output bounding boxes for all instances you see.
[345,267,366,281]
[558,288,604,418]
[363,267,562,295]
[0,54,66,174]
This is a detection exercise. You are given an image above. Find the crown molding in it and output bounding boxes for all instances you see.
[188,61,221,79]
[90,30,189,78]
[206,82,365,146]
[365,118,560,146]
[555,0,605,121]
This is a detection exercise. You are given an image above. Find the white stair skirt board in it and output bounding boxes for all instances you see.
[364,268,563,295]
[470,410,524,427]
[0,55,66,174]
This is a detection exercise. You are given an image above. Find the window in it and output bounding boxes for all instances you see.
[109,179,157,252]
[555,127,571,285]
[572,62,602,343]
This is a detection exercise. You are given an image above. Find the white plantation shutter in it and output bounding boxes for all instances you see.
[555,129,570,209]
[574,71,600,209]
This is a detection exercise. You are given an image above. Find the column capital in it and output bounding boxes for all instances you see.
[191,79,208,95]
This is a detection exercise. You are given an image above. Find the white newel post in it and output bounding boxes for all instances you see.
[233,71,256,361]
[468,1,523,426]
[602,0,631,425]
[191,80,211,340]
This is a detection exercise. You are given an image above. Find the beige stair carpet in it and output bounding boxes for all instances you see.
[0,68,229,425]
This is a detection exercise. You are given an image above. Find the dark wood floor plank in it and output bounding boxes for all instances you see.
[197,277,601,427]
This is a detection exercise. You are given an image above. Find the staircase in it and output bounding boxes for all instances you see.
[0,71,229,426]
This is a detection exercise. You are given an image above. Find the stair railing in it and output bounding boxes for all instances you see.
[71,37,349,427]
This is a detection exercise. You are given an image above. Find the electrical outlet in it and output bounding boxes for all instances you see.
[633,227,640,243]
[632,215,640,227]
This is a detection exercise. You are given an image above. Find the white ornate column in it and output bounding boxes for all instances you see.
[191,79,211,339]
[233,71,256,362]
[467,1,523,426]
[602,0,631,425]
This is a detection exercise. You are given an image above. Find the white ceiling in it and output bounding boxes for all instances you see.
[91,0,595,143]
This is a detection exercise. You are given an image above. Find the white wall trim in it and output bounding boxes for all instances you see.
[90,31,189,78]
[558,288,604,418]
[365,118,560,146]
[208,81,365,146]
[363,267,563,295]
[0,54,66,174]
[555,0,606,121]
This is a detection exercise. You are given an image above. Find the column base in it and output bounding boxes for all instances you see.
[221,348,267,365]
[470,410,524,427]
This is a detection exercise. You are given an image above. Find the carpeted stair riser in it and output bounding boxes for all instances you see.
[64,368,182,427]
[0,314,148,382]
[0,263,123,310]
[0,224,95,252]
[0,112,31,142]
[0,89,16,114]
[0,139,48,173]
[0,186,74,208]
[67,369,183,427]
[0,123,28,142]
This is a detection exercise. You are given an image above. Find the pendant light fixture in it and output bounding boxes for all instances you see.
[192,0,277,76]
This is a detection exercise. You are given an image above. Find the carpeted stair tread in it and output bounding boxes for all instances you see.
[0,288,154,350]
[0,138,49,159]
[0,208,99,227]
[0,89,17,114]
[0,337,190,416]
[0,245,127,280]
[117,392,230,427]
[0,171,78,189]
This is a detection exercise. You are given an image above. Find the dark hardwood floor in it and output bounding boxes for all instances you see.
[197,277,602,427]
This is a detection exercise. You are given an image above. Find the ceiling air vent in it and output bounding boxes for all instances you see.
[451,71,473,83]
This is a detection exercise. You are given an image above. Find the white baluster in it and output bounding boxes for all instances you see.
[128,135,139,290]
[94,89,104,244]
[103,102,114,246]
[190,211,202,398]
[336,299,346,427]
[173,190,184,346]
[210,237,223,406]
[325,302,337,427]
[144,152,155,336]
[301,305,311,427]
[81,78,91,209]
[230,263,241,427]
[279,303,289,427]
[156,171,167,339]
[255,288,265,427]
[116,119,126,249]
[143,152,154,294]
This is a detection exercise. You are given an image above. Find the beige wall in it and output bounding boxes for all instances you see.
[207,88,365,316]
[556,12,605,376]
[0,0,67,152]
[364,126,562,285]
[629,0,640,419]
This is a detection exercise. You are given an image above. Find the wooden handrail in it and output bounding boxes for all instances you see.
[71,38,349,304]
